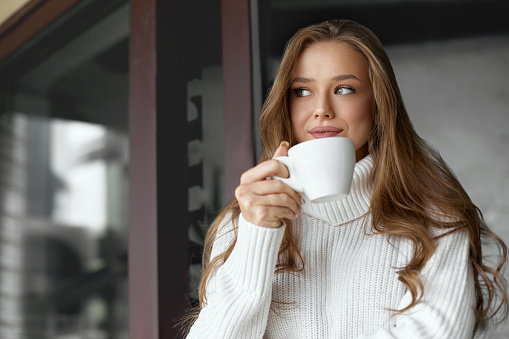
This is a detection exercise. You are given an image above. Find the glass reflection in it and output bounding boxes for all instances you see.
[0,2,129,338]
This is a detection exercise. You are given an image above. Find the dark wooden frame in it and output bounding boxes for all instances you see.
[128,1,160,337]
[0,0,80,63]
[129,0,254,337]
[222,0,255,196]
[1,0,255,337]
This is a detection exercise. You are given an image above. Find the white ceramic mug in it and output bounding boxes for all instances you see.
[274,137,355,203]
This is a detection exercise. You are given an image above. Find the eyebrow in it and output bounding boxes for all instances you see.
[332,74,360,82]
[291,74,360,84]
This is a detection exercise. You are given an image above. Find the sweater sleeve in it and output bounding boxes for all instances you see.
[186,213,285,339]
[358,228,476,339]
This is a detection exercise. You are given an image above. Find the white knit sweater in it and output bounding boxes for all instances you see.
[187,155,476,338]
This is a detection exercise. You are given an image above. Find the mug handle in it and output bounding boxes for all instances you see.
[272,156,303,193]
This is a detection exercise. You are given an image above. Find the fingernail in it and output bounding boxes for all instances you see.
[301,197,306,205]
[279,141,290,148]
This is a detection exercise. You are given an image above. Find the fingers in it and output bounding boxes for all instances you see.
[241,141,291,183]
[249,179,302,212]
[248,206,297,228]
[273,141,290,159]
[235,140,301,228]
[235,177,303,229]
[236,180,302,216]
[237,192,300,220]
[240,159,288,183]
[235,188,301,228]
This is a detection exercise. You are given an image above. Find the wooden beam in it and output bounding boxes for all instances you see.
[129,0,159,337]
[130,1,192,338]
[222,0,255,197]
[0,0,81,63]
[0,0,43,36]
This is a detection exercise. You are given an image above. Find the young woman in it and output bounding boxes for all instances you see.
[186,19,508,338]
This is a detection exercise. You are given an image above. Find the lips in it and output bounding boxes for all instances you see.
[309,126,343,139]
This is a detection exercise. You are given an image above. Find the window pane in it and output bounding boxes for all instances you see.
[186,0,226,308]
[0,3,129,339]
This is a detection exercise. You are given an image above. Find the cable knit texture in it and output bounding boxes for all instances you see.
[187,155,476,338]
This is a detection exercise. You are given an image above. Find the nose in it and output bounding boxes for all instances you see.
[313,94,335,119]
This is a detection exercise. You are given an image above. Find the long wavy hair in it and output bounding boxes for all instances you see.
[192,19,508,335]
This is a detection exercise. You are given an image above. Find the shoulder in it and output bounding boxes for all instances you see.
[424,205,467,241]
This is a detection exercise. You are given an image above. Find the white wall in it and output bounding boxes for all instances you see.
[386,34,509,337]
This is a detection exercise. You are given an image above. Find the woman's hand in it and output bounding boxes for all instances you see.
[235,141,303,228]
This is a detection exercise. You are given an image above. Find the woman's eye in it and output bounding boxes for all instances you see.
[292,88,312,97]
[335,86,354,95]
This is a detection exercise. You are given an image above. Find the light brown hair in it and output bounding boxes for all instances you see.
[193,19,508,335]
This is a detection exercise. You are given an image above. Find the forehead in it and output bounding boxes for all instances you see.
[293,41,369,79]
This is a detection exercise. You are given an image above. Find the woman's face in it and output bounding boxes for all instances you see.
[289,41,374,161]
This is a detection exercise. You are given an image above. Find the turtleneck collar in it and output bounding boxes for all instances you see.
[300,154,373,226]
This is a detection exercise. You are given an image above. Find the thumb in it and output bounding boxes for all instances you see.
[273,141,290,159]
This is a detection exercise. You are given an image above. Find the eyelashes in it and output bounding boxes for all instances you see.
[291,88,312,97]
[290,85,356,97]
[335,85,355,95]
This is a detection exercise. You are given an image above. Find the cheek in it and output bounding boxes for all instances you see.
[289,102,309,141]
[344,101,374,148]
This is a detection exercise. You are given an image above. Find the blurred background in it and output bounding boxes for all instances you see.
[0,0,507,338]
